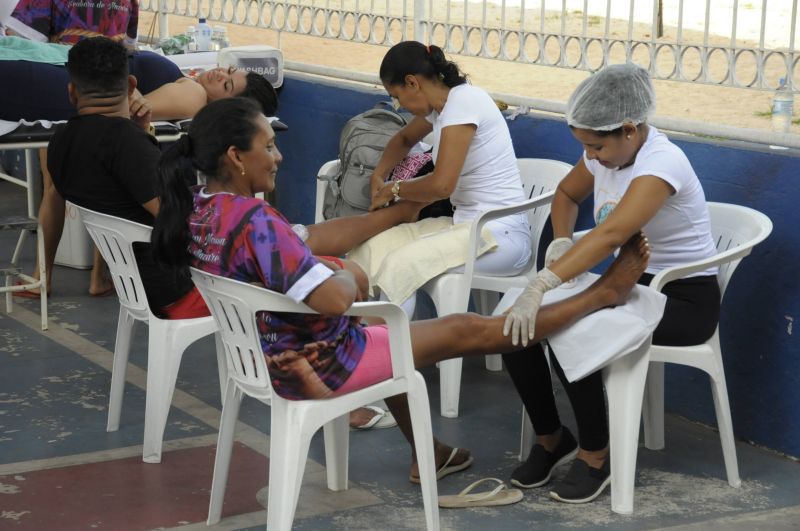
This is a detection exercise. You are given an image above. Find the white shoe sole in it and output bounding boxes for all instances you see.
[548,475,611,504]
[510,447,579,489]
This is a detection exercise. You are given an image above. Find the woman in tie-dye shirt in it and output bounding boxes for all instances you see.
[150,97,651,481]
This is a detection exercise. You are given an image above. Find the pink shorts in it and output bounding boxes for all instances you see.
[331,325,393,396]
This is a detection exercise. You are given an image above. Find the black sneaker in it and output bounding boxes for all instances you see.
[510,426,578,488]
[549,457,610,504]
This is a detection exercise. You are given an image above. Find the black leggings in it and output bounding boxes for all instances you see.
[503,273,721,451]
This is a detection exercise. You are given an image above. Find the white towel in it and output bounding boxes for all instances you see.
[0,118,65,138]
[347,217,497,304]
[497,273,666,382]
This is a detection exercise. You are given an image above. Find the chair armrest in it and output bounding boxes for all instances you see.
[344,299,410,324]
[315,160,340,223]
[648,245,753,292]
[317,159,341,180]
[462,190,556,280]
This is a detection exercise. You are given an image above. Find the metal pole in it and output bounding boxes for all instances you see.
[657,0,663,38]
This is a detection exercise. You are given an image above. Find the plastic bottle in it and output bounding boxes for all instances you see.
[184,25,196,53]
[183,26,197,53]
[213,26,230,50]
[195,18,213,52]
[771,77,794,133]
[209,26,221,51]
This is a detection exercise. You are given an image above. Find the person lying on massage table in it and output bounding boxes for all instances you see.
[2,35,277,297]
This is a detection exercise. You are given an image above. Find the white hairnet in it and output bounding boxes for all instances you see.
[566,64,655,131]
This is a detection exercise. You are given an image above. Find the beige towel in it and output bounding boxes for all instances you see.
[347,217,498,304]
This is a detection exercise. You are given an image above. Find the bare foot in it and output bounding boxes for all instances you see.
[576,446,609,470]
[409,441,472,481]
[89,277,114,297]
[591,232,650,307]
[395,199,431,224]
[349,407,381,428]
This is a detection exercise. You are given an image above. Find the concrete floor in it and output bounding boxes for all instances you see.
[1,179,799,530]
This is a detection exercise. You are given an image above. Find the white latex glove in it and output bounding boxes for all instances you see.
[545,237,574,267]
[545,237,579,288]
[503,267,563,347]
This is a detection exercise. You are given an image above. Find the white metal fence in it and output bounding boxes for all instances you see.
[144,0,800,91]
[142,0,800,146]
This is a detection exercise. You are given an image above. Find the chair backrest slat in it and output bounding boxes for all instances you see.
[74,204,153,316]
[707,202,773,297]
[517,158,573,267]
[191,269,278,401]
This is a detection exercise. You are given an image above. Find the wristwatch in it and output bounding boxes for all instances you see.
[391,180,401,201]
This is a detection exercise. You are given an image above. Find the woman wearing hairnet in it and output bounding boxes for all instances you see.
[502,64,720,503]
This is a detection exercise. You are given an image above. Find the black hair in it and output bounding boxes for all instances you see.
[152,97,264,267]
[66,36,129,96]
[379,41,468,88]
[241,72,279,116]
[569,125,625,137]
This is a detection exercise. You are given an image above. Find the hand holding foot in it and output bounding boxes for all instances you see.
[590,232,650,308]
[392,198,431,224]
[503,268,563,347]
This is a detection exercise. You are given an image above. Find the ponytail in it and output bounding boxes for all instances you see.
[427,44,467,87]
[151,135,195,267]
[379,41,468,88]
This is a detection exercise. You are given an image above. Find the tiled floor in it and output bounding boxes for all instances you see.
[2,180,799,531]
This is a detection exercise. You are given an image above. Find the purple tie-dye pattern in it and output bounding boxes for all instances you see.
[12,0,138,44]
[188,187,366,400]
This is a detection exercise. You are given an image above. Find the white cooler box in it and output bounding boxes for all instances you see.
[218,45,284,88]
[55,202,93,269]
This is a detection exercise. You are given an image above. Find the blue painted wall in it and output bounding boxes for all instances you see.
[275,75,800,458]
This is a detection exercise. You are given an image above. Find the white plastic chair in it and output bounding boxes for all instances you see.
[315,158,572,417]
[314,159,339,223]
[190,268,440,531]
[518,201,772,514]
[74,204,224,464]
[641,202,772,489]
[1,216,48,330]
[423,158,572,417]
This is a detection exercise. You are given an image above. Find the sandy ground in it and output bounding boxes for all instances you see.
[138,8,786,133]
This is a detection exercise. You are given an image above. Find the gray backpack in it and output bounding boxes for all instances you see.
[321,105,407,219]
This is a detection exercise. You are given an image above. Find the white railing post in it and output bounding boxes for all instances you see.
[413,0,425,43]
[158,0,169,39]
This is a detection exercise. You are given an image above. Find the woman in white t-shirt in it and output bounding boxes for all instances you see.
[503,64,720,504]
[366,41,531,314]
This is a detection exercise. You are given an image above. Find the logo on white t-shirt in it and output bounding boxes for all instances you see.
[596,201,616,225]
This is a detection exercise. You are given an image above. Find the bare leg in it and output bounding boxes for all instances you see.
[88,247,113,295]
[339,259,369,301]
[306,199,426,257]
[22,149,64,294]
[408,234,650,366]
[387,234,649,478]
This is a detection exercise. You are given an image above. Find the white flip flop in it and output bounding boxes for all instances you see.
[438,478,523,508]
[410,447,474,483]
[350,405,397,430]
